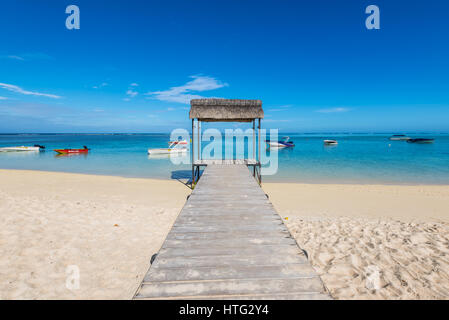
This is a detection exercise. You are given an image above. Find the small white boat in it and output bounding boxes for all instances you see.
[148,152,188,160]
[389,134,410,141]
[148,148,187,155]
[323,140,338,145]
[148,141,188,155]
[0,145,45,152]
[266,136,295,148]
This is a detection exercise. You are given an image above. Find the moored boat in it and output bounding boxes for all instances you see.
[54,146,90,154]
[266,136,295,148]
[406,138,434,144]
[168,139,188,145]
[323,140,338,145]
[0,145,45,152]
[389,134,410,141]
[148,148,188,155]
[148,141,187,155]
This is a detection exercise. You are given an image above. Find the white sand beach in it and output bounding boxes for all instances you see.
[264,183,449,299]
[0,169,190,299]
[1,169,448,299]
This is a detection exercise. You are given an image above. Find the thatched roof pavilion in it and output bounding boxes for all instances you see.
[190,99,264,122]
[189,98,263,187]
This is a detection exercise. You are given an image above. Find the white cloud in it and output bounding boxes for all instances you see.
[124,83,139,99]
[267,105,292,112]
[126,89,138,98]
[0,83,61,99]
[316,107,350,113]
[6,55,25,61]
[147,75,228,104]
[93,82,108,89]
[263,119,291,122]
[0,53,52,61]
[0,96,8,100]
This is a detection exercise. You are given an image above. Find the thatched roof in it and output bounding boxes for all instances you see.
[190,99,263,122]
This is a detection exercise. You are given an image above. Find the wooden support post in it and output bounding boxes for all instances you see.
[258,118,261,185]
[197,120,200,161]
[253,120,256,177]
[191,119,195,188]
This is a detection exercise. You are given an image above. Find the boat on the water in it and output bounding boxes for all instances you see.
[148,152,188,159]
[266,136,295,148]
[0,145,45,152]
[168,139,188,145]
[389,134,410,141]
[148,148,187,155]
[323,140,338,146]
[148,141,188,155]
[406,138,434,144]
[54,146,90,154]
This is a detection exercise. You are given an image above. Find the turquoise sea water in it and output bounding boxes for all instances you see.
[0,133,448,184]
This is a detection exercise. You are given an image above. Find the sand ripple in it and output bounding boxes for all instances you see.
[286,217,449,299]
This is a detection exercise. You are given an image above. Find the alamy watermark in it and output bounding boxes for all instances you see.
[365,5,380,30]
[167,128,279,176]
[365,265,381,290]
[65,5,80,30]
[65,4,380,31]
[66,265,80,290]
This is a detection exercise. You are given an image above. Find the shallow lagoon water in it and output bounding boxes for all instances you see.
[0,133,448,184]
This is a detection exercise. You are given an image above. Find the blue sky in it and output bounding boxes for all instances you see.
[0,0,448,133]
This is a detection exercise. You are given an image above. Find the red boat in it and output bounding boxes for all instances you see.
[54,146,89,154]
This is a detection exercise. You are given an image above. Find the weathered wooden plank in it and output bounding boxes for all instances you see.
[136,276,324,298]
[184,201,272,208]
[162,237,297,248]
[135,277,325,299]
[158,245,302,258]
[161,240,298,250]
[166,230,292,240]
[145,264,318,282]
[171,224,287,233]
[180,207,277,214]
[175,216,282,224]
[138,292,332,300]
[153,253,308,268]
[173,220,284,228]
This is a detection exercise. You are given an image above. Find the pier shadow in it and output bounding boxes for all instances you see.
[171,169,204,187]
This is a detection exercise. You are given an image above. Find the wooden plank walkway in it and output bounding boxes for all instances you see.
[133,164,331,300]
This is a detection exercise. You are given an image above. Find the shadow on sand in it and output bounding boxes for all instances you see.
[171,169,204,187]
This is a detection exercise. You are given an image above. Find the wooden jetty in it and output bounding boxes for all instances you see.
[133,164,331,300]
